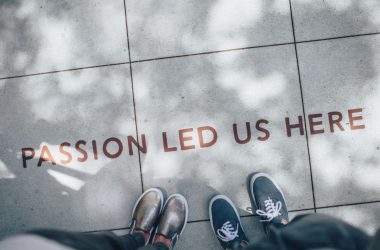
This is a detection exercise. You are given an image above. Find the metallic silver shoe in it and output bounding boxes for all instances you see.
[129,188,164,244]
[153,194,188,249]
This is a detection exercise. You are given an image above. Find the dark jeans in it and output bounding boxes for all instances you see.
[29,230,168,250]
[243,214,370,250]
[28,214,374,250]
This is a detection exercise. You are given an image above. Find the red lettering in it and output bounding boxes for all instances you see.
[75,140,88,162]
[22,148,35,168]
[198,126,218,148]
[38,145,56,167]
[92,140,98,160]
[308,114,324,135]
[128,134,147,155]
[348,108,365,130]
[233,123,251,144]
[179,128,195,150]
[59,142,72,165]
[256,119,270,141]
[103,137,123,158]
[285,116,304,137]
[328,112,344,132]
[162,132,177,152]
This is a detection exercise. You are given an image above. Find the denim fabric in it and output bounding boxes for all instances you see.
[242,214,370,250]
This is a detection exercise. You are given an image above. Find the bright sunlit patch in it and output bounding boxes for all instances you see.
[0,159,16,179]
[311,136,349,187]
[207,0,263,50]
[31,96,60,122]
[208,0,262,33]
[59,70,97,95]
[47,169,85,191]
[35,17,74,70]
[217,70,287,109]
[238,72,286,108]
[143,149,182,179]
[201,161,224,189]
[14,52,29,71]
[15,1,37,19]
[326,0,352,11]
[320,206,377,234]
[272,0,290,14]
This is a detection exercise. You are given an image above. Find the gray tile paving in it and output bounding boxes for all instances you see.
[134,45,314,222]
[0,0,129,78]
[0,65,141,236]
[297,35,380,207]
[291,0,380,41]
[0,0,380,245]
[317,202,380,235]
[127,0,293,61]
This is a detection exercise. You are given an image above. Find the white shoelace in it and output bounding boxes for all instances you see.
[217,221,239,242]
[255,196,282,222]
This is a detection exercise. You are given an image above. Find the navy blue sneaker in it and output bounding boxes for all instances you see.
[248,173,289,233]
[209,195,249,249]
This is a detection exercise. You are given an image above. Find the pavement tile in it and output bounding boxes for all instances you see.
[291,0,380,41]
[0,0,129,78]
[133,45,314,222]
[297,35,380,207]
[317,202,380,235]
[0,65,141,237]
[127,0,293,61]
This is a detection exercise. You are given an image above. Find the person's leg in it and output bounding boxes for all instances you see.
[137,242,169,250]
[25,188,164,250]
[28,229,145,250]
[243,172,370,250]
[209,195,249,250]
[243,213,370,250]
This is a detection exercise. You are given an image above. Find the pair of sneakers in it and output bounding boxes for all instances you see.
[209,173,289,249]
[129,188,188,249]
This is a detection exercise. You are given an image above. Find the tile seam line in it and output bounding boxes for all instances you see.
[129,41,294,63]
[123,0,144,193]
[85,199,380,233]
[2,31,380,80]
[0,41,293,80]
[0,62,130,80]
[297,31,380,44]
[288,0,317,213]
[316,200,380,210]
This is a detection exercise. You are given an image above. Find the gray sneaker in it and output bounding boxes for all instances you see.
[129,188,164,244]
[153,194,188,249]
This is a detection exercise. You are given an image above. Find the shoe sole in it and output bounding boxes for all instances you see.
[209,194,247,238]
[249,173,288,213]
